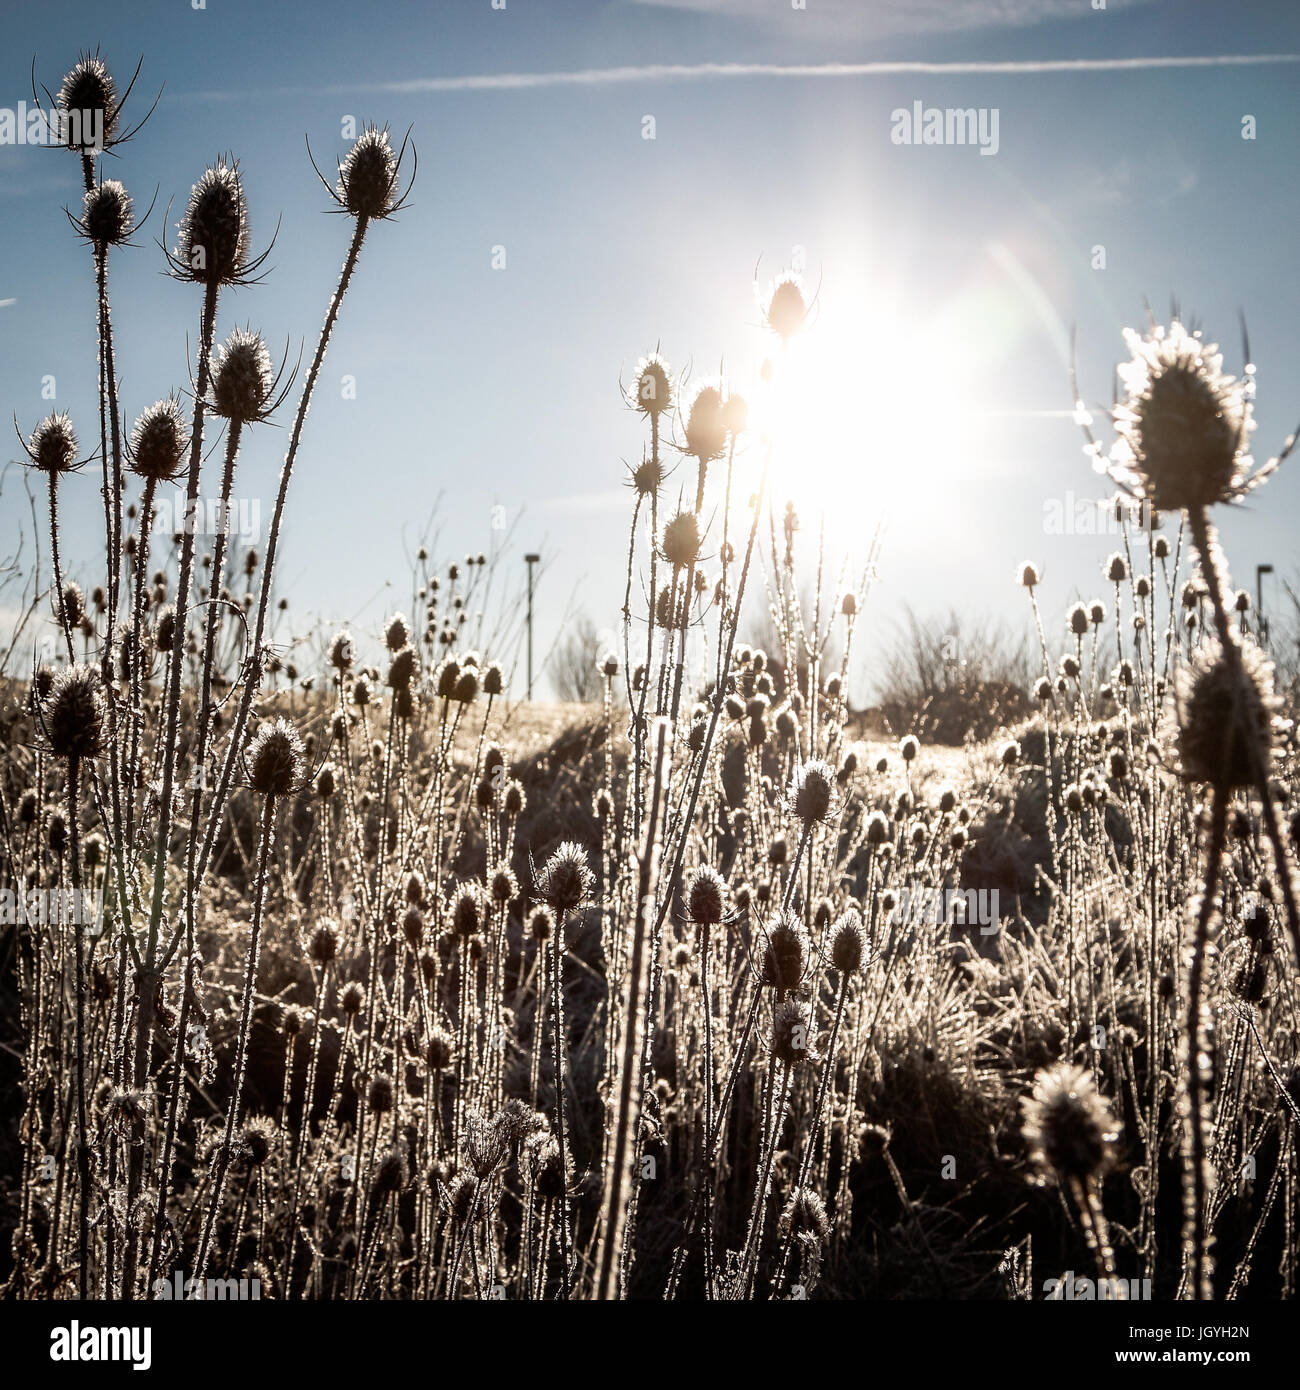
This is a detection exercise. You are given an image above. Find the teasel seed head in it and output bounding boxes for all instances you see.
[60,580,85,628]
[1111,319,1253,511]
[450,885,485,938]
[536,840,595,914]
[830,908,866,975]
[684,382,728,464]
[761,910,809,991]
[632,352,673,418]
[129,397,188,481]
[1174,638,1277,791]
[632,454,663,496]
[1021,1062,1119,1184]
[175,160,251,286]
[81,179,134,246]
[490,865,518,906]
[781,1186,831,1246]
[789,758,838,826]
[28,412,81,476]
[436,657,461,700]
[686,865,726,926]
[386,644,418,691]
[241,1116,276,1166]
[464,1110,509,1180]
[246,717,304,797]
[56,54,118,151]
[444,1173,479,1225]
[454,666,480,702]
[661,510,702,569]
[336,126,402,220]
[105,1086,151,1137]
[152,603,175,653]
[308,920,339,966]
[43,664,106,762]
[772,997,814,1066]
[211,327,275,423]
[534,1137,572,1201]
[367,1073,395,1114]
[425,1026,455,1072]
[763,271,808,341]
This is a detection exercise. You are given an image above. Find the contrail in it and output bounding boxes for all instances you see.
[181,53,1300,100]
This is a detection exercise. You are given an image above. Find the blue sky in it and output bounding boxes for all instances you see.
[2,0,1299,698]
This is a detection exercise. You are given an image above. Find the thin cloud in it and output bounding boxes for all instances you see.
[0,299,15,309]
[180,53,1300,101]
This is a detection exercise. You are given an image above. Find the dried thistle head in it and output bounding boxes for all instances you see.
[211,327,276,423]
[1173,638,1277,791]
[56,53,118,151]
[780,1186,830,1246]
[450,884,485,938]
[307,920,339,967]
[26,412,81,476]
[79,179,135,247]
[174,160,252,286]
[464,1110,509,1180]
[245,717,304,797]
[686,865,726,927]
[771,997,815,1066]
[830,909,866,975]
[763,271,808,341]
[631,352,673,418]
[329,629,356,672]
[129,397,188,482]
[683,381,728,464]
[372,1147,408,1196]
[760,910,809,991]
[43,664,106,762]
[1021,1063,1118,1185]
[1110,320,1254,511]
[536,841,595,915]
[788,759,838,826]
[661,510,701,569]
[335,126,406,220]
[240,1116,276,1166]
[426,1026,455,1071]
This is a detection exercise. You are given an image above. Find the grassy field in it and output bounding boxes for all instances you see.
[3,46,1300,1307]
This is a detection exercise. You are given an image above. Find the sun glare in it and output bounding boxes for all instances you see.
[752,278,974,555]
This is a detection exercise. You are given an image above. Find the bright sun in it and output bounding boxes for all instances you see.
[750,277,975,558]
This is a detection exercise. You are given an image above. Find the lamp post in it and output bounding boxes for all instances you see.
[1257,563,1274,644]
[525,553,540,700]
